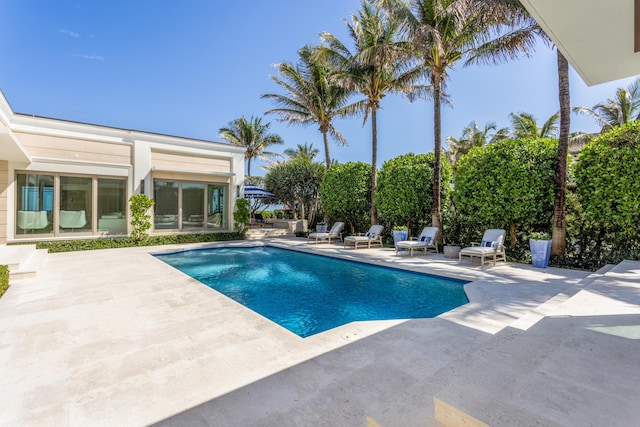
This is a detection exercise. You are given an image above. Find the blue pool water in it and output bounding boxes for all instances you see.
[155,246,469,338]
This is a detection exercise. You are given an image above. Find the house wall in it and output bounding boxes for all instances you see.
[0,161,7,244]
[15,132,132,165]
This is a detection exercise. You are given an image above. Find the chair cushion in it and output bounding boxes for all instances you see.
[481,240,498,249]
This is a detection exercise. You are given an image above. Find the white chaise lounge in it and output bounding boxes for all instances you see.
[458,229,506,267]
[395,226,439,256]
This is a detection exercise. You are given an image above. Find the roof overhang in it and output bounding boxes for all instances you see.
[0,126,30,163]
[521,0,640,86]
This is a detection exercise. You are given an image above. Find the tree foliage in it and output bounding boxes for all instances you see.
[575,122,640,247]
[265,158,326,222]
[319,162,372,233]
[453,138,557,248]
[376,153,450,236]
[233,198,250,233]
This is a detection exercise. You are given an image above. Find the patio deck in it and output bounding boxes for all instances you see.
[1,238,638,426]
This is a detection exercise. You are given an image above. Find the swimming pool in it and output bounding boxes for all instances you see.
[156,246,469,338]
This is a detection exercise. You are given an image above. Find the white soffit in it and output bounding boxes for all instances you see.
[521,0,640,86]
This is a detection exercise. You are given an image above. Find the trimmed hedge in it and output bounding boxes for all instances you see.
[35,232,245,253]
[0,265,8,299]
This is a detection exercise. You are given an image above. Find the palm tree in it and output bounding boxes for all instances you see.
[573,77,640,132]
[376,0,501,233]
[284,142,320,162]
[320,1,422,224]
[219,116,284,177]
[508,111,559,138]
[262,45,363,168]
[445,120,508,172]
[472,0,571,257]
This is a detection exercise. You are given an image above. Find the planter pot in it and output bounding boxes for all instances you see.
[316,225,327,233]
[530,239,552,268]
[443,245,461,259]
[393,230,408,250]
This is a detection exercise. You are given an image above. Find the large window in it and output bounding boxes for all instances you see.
[208,184,226,228]
[97,179,127,233]
[59,176,92,233]
[15,174,54,235]
[15,173,128,238]
[153,179,228,231]
[153,180,179,230]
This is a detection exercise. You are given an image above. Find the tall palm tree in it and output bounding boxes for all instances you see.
[573,77,640,132]
[284,142,320,162]
[445,120,508,172]
[320,1,422,224]
[508,111,559,138]
[376,0,499,233]
[262,45,364,168]
[219,116,283,177]
[469,0,570,256]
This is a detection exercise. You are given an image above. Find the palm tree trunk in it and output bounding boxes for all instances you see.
[432,73,443,234]
[322,130,331,168]
[371,106,379,225]
[552,49,569,256]
[247,158,251,178]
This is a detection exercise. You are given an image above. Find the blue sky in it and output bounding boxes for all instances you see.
[0,0,636,175]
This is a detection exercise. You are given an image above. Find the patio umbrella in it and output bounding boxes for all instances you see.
[243,185,275,199]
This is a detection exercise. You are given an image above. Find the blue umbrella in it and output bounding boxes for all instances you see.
[244,185,275,199]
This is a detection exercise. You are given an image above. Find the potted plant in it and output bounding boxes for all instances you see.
[316,222,327,233]
[529,231,552,268]
[392,225,409,250]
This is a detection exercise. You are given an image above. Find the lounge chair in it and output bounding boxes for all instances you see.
[344,225,384,250]
[458,229,507,267]
[395,226,439,256]
[307,221,344,244]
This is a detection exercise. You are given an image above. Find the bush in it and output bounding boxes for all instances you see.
[233,198,250,233]
[0,265,8,299]
[376,153,450,237]
[320,162,371,233]
[576,122,640,249]
[34,232,245,253]
[129,194,155,241]
[453,138,557,251]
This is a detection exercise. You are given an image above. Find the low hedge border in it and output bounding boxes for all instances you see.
[0,265,8,299]
[34,232,245,254]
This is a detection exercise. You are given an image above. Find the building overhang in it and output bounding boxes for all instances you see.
[521,0,640,86]
[0,127,30,163]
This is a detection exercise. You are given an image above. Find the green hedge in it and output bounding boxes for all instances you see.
[35,232,245,253]
[0,265,8,299]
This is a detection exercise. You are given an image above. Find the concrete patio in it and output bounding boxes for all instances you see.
[1,238,639,426]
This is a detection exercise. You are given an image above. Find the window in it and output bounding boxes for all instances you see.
[207,184,226,228]
[15,174,54,235]
[97,179,127,234]
[153,179,228,232]
[59,176,92,233]
[153,180,179,230]
[182,182,205,229]
[15,173,128,238]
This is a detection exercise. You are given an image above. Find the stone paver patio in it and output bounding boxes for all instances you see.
[1,238,638,426]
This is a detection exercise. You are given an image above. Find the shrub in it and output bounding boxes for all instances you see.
[576,122,640,248]
[320,162,372,233]
[0,265,8,299]
[376,153,450,237]
[233,198,250,233]
[129,194,155,241]
[34,232,245,253]
[453,138,557,250]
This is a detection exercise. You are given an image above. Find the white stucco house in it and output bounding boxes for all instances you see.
[0,90,245,245]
